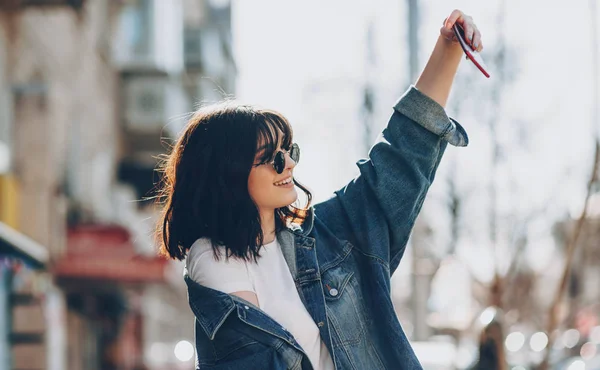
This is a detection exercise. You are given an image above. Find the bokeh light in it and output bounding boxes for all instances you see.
[563,329,581,349]
[580,342,597,360]
[506,332,525,352]
[567,359,586,370]
[174,340,195,362]
[479,306,497,326]
[148,342,169,365]
[529,332,548,352]
[590,326,600,344]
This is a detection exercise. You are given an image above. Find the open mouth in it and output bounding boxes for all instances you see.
[274,177,293,186]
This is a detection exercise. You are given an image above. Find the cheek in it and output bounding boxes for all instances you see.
[247,169,272,201]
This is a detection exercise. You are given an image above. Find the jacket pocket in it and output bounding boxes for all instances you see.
[321,264,366,348]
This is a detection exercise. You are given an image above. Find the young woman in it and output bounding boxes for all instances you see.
[157,9,483,370]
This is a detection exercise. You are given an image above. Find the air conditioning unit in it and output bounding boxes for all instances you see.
[123,76,188,134]
[113,0,184,74]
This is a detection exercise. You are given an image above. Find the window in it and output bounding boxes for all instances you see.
[113,0,183,73]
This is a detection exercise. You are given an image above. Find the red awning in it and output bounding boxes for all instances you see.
[53,225,168,284]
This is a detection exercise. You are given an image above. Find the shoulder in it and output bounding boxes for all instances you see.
[187,237,217,261]
[185,238,256,294]
[186,238,250,277]
[186,238,235,270]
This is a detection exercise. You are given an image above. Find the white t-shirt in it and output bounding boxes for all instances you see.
[186,238,335,370]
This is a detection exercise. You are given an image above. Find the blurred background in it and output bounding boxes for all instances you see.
[0,0,598,369]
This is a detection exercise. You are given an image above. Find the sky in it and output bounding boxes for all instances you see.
[232,0,600,286]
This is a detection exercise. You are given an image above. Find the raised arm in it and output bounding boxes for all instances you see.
[312,10,481,274]
[416,10,483,108]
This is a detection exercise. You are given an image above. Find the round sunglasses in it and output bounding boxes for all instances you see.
[253,143,300,174]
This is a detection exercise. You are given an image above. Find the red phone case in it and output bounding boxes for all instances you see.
[453,24,490,78]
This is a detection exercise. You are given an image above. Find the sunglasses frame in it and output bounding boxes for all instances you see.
[253,143,300,174]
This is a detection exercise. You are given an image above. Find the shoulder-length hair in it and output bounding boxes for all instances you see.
[155,102,312,262]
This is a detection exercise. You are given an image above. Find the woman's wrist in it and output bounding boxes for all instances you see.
[436,34,464,67]
[415,35,463,108]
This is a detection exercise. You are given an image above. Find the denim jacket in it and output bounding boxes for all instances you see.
[185,86,469,369]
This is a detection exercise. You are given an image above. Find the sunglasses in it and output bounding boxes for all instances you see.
[253,143,300,174]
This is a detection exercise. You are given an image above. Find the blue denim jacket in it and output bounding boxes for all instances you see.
[185,86,469,369]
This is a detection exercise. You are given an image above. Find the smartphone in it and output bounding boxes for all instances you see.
[452,23,490,78]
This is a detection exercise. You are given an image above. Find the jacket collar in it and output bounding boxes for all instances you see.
[184,271,237,340]
[299,206,315,235]
[281,207,315,279]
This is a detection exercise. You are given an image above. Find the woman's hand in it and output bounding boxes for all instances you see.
[415,9,484,107]
[440,9,483,52]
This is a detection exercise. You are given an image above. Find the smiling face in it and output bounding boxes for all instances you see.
[248,136,298,213]
[247,118,298,213]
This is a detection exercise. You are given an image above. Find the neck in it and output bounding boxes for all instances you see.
[260,210,276,245]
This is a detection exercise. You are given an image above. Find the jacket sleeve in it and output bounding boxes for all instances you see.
[313,86,468,274]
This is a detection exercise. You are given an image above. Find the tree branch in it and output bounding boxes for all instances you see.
[538,140,600,370]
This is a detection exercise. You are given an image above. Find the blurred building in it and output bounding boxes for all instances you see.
[552,193,600,344]
[0,0,236,369]
[0,224,50,370]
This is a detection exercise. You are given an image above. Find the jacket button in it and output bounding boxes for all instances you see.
[317,322,325,327]
[329,288,338,297]
[244,305,249,310]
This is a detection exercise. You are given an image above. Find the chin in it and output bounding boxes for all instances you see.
[279,189,298,208]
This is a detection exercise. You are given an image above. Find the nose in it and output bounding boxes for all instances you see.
[284,151,297,170]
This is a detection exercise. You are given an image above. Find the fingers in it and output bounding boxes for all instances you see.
[443,9,484,52]
[464,24,475,49]
[440,26,457,42]
[472,28,483,51]
[444,9,464,30]
[468,24,483,51]
[460,16,482,52]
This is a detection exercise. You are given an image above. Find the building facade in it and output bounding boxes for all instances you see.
[0,0,236,368]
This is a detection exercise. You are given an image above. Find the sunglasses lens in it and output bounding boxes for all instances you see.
[290,143,300,163]
[273,151,286,174]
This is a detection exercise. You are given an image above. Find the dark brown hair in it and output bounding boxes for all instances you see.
[155,102,312,262]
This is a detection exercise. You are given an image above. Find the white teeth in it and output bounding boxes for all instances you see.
[274,177,293,186]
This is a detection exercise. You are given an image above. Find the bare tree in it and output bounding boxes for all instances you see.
[538,1,600,367]
[440,1,531,368]
[537,142,599,370]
